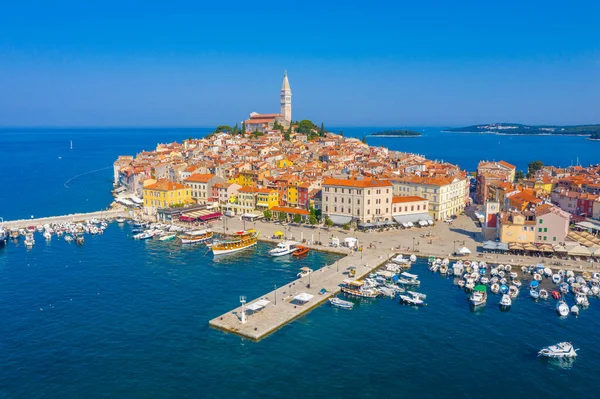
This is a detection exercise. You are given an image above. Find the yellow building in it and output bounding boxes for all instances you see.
[498,211,536,244]
[276,158,294,168]
[256,188,279,210]
[287,184,298,207]
[143,179,192,215]
[238,170,269,188]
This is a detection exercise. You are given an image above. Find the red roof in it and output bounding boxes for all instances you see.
[323,177,392,188]
[271,206,310,215]
[392,195,427,203]
[145,180,187,191]
[184,173,216,183]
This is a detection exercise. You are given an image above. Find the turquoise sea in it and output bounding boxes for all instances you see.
[2,128,600,398]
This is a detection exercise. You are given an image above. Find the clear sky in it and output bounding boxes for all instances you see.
[1,0,598,127]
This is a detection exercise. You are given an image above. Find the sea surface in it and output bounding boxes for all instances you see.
[2,127,600,398]
[1,226,599,399]
[2,127,598,221]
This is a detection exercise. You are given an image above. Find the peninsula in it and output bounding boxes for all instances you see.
[370,129,421,137]
[446,123,600,137]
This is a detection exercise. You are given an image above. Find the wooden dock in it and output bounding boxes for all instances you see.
[209,248,395,341]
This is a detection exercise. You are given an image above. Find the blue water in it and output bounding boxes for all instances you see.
[2,128,600,398]
[1,227,598,399]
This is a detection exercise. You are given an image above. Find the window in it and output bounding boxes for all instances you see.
[411,206,414,211]
[368,200,370,205]
[326,206,328,212]
[335,188,338,193]
[334,206,337,212]
[334,197,337,203]
[357,199,360,205]
[405,206,408,212]
[341,198,344,204]
[367,209,370,215]
[538,228,542,233]
[424,204,427,210]
[539,218,543,224]
[544,236,547,241]
[348,207,351,214]
[417,205,420,211]
[538,235,542,240]
[341,189,344,194]
[386,208,388,213]
[553,237,557,241]
[544,228,547,232]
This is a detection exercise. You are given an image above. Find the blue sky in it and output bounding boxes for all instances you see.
[0,0,598,127]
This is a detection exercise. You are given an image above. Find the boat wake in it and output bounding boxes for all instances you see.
[64,166,112,188]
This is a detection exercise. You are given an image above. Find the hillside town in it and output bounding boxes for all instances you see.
[112,71,600,261]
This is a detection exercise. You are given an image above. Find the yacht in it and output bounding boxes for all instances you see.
[538,342,578,358]
[269,241,298,257]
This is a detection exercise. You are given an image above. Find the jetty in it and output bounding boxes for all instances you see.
[209,248,393,341]
[2,209,130,229]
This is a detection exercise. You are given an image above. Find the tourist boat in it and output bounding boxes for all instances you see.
[293,245,309,257]
[469,285,487,308]
[268,240,298,257]
[539,289,549,300]
[500,294,512,309]
[538,342,578,358]
[211,229,259,255]
[556,301,569,317]
[180,229,213,244]
[571,305,580,315]
[329,297,354,309]
[159,234,177,241]
[530,289,540,300]
[341,280,380,298]
[397,272,420,286]
[297,267,313,278]
[508,285,519,299]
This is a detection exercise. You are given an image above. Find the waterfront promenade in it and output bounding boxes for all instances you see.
[2,209,130,229]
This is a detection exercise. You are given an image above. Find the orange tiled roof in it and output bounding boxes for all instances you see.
[184,173,216,183]
[323,177,393,188]
[145,180,187,191]
[392,196,427,203]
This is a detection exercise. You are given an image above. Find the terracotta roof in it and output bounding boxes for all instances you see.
[323,177,393,188]
[392,196,427,203]
[145,180,187,191]
[239,186,275,194]
[271,206,310,215]
[185,173,216,183]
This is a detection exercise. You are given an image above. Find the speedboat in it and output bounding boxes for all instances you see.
[399,293,425,306]
[116,216,126,224]
[133,231,153,240]
[499,294,512,309]
[329,297,354,309]
[297,267,313,278]
[552,274,562,284]
[539,289,549,300]
[159,234,176,241]
[269,241,298,257]
[293,245,309,257]
[571,305,580,315]
[556,301,569,317]
[559,282,570,295]
[538,342,578,358]
[409,254,417,262]
[480,276,489,285]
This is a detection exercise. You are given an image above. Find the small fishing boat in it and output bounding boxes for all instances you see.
[75,234,84,245]
[409,254,417,262]
[499,294,512,309]
[133,231,153,240]
[329,297,354,309]
[571,305,580,316]
[293,245,309,257]
[159,234,176,241]
[397,272,420,286]
[490,283,500,294]
[508,285,519,299]
[469,285,487,308]
[556,301,569,317]
[559,282,570,295]
[539,289,549,300]
[552,290,561,300]
[399,293,425,306]
[24,234,35,248]
[530,289,540,300]
[575,293,589,307]
[538,342,578,358]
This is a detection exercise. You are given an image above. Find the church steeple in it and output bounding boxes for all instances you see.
[280,70,292,122]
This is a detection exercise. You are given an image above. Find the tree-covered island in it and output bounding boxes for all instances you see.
[370,129,421,137]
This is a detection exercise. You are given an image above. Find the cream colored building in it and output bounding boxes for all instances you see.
[322,177,394,225]
[391,175,469,220]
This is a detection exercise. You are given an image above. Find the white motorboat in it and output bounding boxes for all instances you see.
[116,216,126,224]
[480,276,489,285]
[24,234,35,248]
[538,342,578,358]
[539,289,549,300]
[513,279,522,288]
[399,294,425,306]
[509,272,518,279]
[575,293,589,307]
[500,294,512,308]
[571,305,580,315]
[397,272,420,286]
[556,301,569,317]
[379,286,396,298]
[508,285,519,299]
[439,264,449,275]
[297,267,313,278]
[409,254,417,262]
[407,291,427,300]
[268,241,298,257]
[133,231,153,240]
[490,283,500,294]
[329,297,354,309]
[530,289,540,300]
[469,288,487,308]
[391,254,411,265]
[552,274,561,284]
[465,279,475,292]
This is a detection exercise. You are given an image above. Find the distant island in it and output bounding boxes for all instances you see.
[370,129,421,137]
[446,123,600,137]
[590,133,600,141]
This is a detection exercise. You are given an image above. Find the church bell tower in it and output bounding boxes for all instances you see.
[280,71,292,122]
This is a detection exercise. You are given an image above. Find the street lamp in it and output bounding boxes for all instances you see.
[274,284,277,305]
[412,237,415,252]
[307,271,311,288]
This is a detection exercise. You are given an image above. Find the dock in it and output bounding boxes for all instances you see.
[209,247,395,341]
[1,209,130,229]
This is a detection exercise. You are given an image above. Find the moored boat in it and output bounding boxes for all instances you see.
[329,297,354,309]
[556,301,569,317]
[268,240,298,257]
[539,289,549,300]
[297,267,313,278]
[180,229,213,244]
[211,229,259,255]
[538,342,578,358]
[571,305,580,315]
[499,294,512,309]
[159,234,177,241]
[341,279,380,298]
[469,285,487,308]
[293,245,309,257]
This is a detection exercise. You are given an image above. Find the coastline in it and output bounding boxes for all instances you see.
[368,135,421,138]
[441,130,591,137]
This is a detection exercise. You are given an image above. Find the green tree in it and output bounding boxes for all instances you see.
[232,123,239,135]
[293,213,302,223]
[342,223,351,231]
[214,125,233,133]
[361,135,367,144]
[320,122,325,137]
[296,120,316,134]
[284,129,291,141]
[278,212,287,222]
[241,122,246,135]
[324,217,333,227]
[340,130,344,137]
[309,214,317,225]
[527,160,544,178]
[263,209,272,220]
[515,170,525,181]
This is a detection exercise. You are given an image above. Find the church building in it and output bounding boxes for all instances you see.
[244,71,292,133]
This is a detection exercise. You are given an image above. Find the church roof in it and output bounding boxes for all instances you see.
[281,71,291,92]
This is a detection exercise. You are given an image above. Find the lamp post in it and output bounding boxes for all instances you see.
[274,285,277,305]
[240,296,247,324]
[412,237,415,252]
[308,271,311,288]
[318,228,321,245]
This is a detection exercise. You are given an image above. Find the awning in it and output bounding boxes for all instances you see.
[274,231,284,237]
[329,215,353,225]
[418,220,428,227]
[457,246,471,255]
[199,212,222,221]
[294,293,314,303]
[393,213,433,224]
[358,222,374,228]
[568,245,591,256]
[179,215,196,222]
[246,299,270,312]
[130,196,143,204]
[427,220,434,225]
[496,242,509,251]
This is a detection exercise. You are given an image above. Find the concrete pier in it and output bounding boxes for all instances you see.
[209,247,394,341]
[1,209,130,229]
